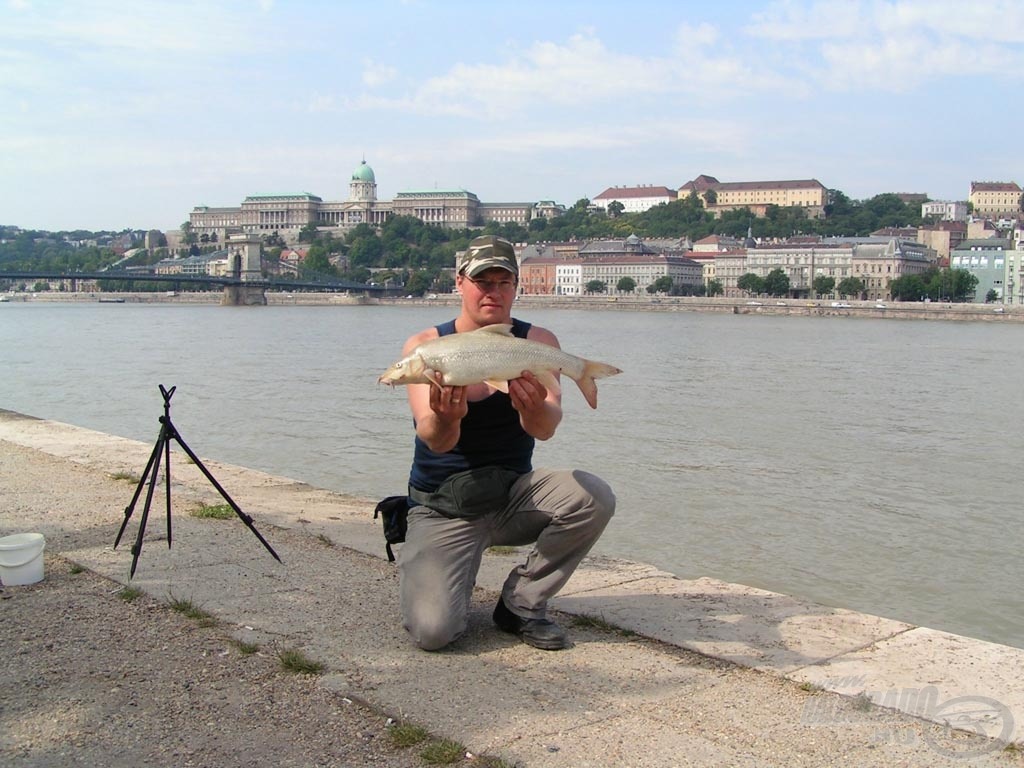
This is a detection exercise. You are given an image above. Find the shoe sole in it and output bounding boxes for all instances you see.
[520,636,569,651]
[495,620,568,650]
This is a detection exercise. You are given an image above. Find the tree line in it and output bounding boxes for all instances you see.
[1,190,944,296]
[733,265,979,302]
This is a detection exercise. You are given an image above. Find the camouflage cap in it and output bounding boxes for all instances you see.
[458,235,518,277]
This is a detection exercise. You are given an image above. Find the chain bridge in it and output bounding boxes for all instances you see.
[0,235,386,306]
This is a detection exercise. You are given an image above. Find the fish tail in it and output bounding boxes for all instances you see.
[574,359,623,409]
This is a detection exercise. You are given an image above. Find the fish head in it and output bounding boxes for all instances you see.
[377,353,430,386]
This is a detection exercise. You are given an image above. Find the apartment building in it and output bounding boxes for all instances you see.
[719,237,933,300]
[519,256,560,296]
[578,235,701,293]
[951,238,1017,303]
[917,221,967,265]
[922,200,968,222]
[512,235,700,295]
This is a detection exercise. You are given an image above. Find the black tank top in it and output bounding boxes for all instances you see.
[408,318,535,492]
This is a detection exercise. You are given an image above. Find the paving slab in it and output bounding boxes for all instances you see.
[791,626,1024,743]
[551,575,915,674]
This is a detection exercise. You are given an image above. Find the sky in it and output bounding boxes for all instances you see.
[1,0,1022,233]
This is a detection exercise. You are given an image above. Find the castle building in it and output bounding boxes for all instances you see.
[318,161,391,227]
[969,182,1022,219]
[188,160,547,242]
[678,175,829,219]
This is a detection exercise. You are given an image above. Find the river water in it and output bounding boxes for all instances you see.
[2,301,1022,649]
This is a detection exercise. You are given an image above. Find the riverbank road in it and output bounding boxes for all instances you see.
[2,408,1022,767]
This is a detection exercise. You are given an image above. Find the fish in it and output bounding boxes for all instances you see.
[377,323,622,409]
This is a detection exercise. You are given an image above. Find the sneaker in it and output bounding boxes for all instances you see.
[492,597,569,650]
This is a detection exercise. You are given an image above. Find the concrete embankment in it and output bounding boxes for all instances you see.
[1,409,1022,766]
[9,290,1024,321]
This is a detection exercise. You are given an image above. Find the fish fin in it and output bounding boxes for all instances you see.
[573,359,623,409]
[536,370,561,397]
[585,360,623,380]
[425,368,446,390]
[484,379,510,393]
[476,323,514,336]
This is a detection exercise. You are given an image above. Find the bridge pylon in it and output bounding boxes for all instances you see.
[222,234,267,306]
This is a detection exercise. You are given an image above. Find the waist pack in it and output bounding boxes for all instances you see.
[373,495,411,562]
[408,466,520,520]
[375,467,520,561]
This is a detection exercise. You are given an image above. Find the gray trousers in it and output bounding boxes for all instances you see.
[399,468,615,651]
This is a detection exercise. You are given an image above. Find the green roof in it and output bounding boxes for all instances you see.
[352,161,376,183]
[244,193,322,201]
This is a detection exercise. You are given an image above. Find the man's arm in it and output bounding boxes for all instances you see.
[404,329,467,453]
[509,326,563,441]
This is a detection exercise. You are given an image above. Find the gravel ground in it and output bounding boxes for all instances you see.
[0,556,432,768]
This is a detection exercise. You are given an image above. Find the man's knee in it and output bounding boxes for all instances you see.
[572,469,616,527]
[404,613,464,651]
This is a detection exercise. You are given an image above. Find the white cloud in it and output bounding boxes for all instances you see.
[745,0,864,41]
[675,21,720,47]
[351,30,797,120]
[0,0,262,54]
[361,60,397,88]
[305,93,338,113]
[746,0,1024,89]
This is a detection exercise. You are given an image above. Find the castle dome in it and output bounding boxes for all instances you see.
[351,160,376,183]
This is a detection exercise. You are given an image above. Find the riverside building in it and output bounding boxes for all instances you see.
[719,237,934,301]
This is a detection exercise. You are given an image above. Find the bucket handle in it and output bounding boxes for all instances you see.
[0,548,43,569]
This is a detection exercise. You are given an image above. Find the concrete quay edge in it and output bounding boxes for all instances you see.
[2,408,1022,766]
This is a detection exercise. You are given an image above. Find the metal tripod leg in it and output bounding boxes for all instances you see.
[113,384,281,579]
[168,425,281,564]
[118,421,170,578]
[113,425,165,551]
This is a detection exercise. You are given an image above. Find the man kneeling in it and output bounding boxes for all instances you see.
[394,236,615,650]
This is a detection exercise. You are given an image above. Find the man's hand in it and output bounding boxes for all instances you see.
[509,371,561,440]
[508,371,547,415]
[428,382,468,422]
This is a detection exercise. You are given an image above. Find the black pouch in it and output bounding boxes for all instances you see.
[409,466,520,519]
[374,495,411,562]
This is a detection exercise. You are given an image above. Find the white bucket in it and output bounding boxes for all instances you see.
[0,533,46,585]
